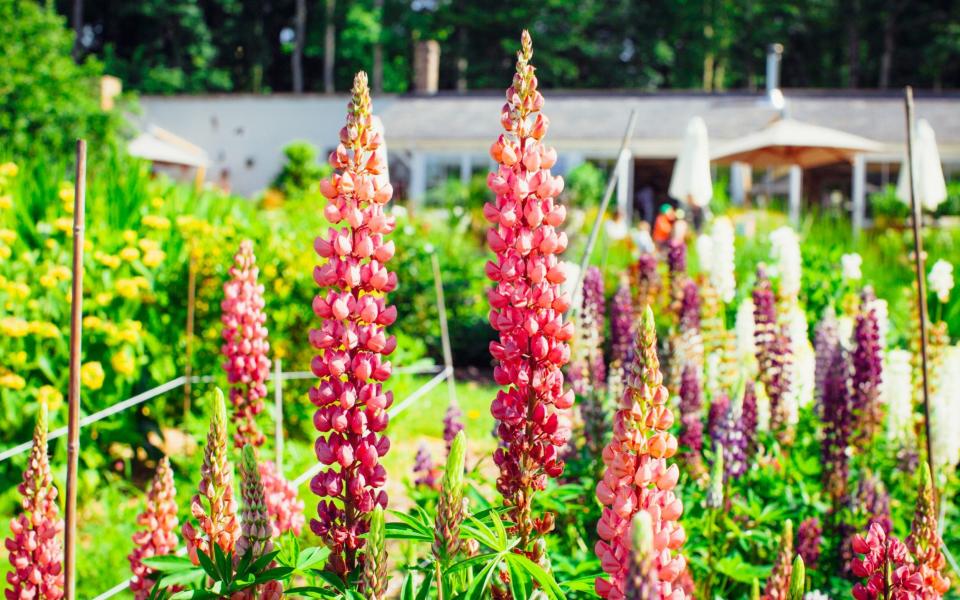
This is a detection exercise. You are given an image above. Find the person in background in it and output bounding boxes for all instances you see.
[636,184,656,226]
[653,204,676,245]
[631,220,655,257]
[672,208,689,242]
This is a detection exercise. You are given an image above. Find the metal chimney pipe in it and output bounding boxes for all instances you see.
[766,43,783,96]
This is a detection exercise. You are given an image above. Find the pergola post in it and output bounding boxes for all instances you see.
[730,162,746,206]
[616,148,633,222]
[459,153,472,186]
[408,150,427,208]
[788,164,802,225]
[852,153,866,238]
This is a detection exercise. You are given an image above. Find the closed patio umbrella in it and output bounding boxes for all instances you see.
[669,116,713,208]
[896,119,947,212]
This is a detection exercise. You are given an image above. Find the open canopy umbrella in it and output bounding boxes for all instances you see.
[669,116,713,208]
[896,118,947,212]
[128,125,210,168]
[711,118,883,169]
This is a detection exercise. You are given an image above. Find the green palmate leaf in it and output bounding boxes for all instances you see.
[156,568,206,589]
[250,550,281,575]
[506,555,533,600]
[447,552,499,574]
[296,546,331,571]
[195,548,219,581]
[400,574,415,600]
[255,566,294,583]
[307,568,349,592]
[505,553,566,600]
[463,516,500,550]
[386,522,434,542]
[283,586,339,599]
[559,573,601,592]
[141,555,195,572]
[464,558,500,600]
[416,575,432,600]
[488,510,508,549]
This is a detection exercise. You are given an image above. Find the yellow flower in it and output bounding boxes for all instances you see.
[28,321,60,339]
[0,373,26,390]
[111,350,136,377]
[40,274,57,288]
[138,238,160,252]
[44,239,57,251]
[95,292,113,306]
[51,266,71,281]
[116,320,142,344]
[120,247,140,262]
[83,315,103,330]
[150,196,164,209]
[115,278,140,300]
[0,245,10,260]
[467,409,481,420]
[80,362,105,390]
[133,276,150,289]
[36,386,63,411]
[54,217,73,235]
[7,282,29,299]
[122,230,137,244]
[0,195,12,210]
[97,253,121,269]
[142,215,170,231]
[0,229,15,244]
[58,186,74,204]
[1,317,29,337]
[142,248,165,268]
[0,162,18,177]
[9,351,27,366]
[83,239,92,252]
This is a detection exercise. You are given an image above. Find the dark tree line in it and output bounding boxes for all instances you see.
[59,0,960,94]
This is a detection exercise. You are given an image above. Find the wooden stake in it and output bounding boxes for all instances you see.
[431,253,457,406]
[904,86,936,492]
[569,109,639,317]
[184,248,197,416]
[64,139,87,600]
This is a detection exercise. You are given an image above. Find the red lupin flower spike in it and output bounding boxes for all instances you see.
[128,457,179,600]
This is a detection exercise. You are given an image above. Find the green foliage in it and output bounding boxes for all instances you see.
[563,162,605,209]
[0,0,125,159]
[271,141,332,199]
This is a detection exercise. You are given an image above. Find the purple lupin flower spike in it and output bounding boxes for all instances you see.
[818,309,854,505]
[569,266,606,396]
[610,279,635,366]
[707,394,729,443]
[752,266,793,444]
[851,289,883,445]
[666,239,687,275]
[796,517,822,571]
[413,444,439,490]
[813,308,841,418]
[679,280,701,333]
[857,471,892,535]
[678,364,704,470]
[632,252,661,316]
[443,404,464,454]
[715,398,747,481]
[741,382,759,457]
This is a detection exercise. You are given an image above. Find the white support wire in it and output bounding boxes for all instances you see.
[0,365,444,464]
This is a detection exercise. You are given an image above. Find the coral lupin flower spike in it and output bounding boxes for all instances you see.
[128,457,178,600]
[310,70,397,580]
[5,401,65,600]
[221,239,272,448]
[485,30,574,562]
[594,307,687,600]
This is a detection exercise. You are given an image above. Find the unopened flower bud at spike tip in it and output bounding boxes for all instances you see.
[362,506,387,600]
[434,431,467,563]
[787,555,805,600]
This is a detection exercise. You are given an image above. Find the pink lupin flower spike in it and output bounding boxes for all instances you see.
[309,71,397,580]
[221,239,272,448]
[128,457,179,600]
[594,307,687,600]
[485,30,574,561]
[5,402,64,600]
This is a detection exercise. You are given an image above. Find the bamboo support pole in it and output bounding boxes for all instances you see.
[904,86,937,495]
[183,249,197,416]
[431,253,457,407]
[64,139,87,600]
[568,109,639,317]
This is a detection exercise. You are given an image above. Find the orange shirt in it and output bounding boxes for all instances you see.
[653,214,673,243]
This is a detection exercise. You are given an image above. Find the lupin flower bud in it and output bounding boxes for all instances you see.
[678,364,704,469]
[6,402,64,599]
[850,523,922,600]
[433,431,467,564]
[623,510,658,600]
[486,31,573,561]
[795,517,821,572]
[129,457,179,600]
[222,240,272,448]
[763,520,794,600]
[851,291,883,445]
[787,555,805,600]
[705,442,724,510]
[610,279,635,366]
[906,462,950,598]
[595,307,687,600]
[257,460,305,537]
[443,403,464,454]
[310,71,396,579]
[753,266,793,444]
[236,445,274,563]
[361,506,387,600]
[182,389,240,565]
